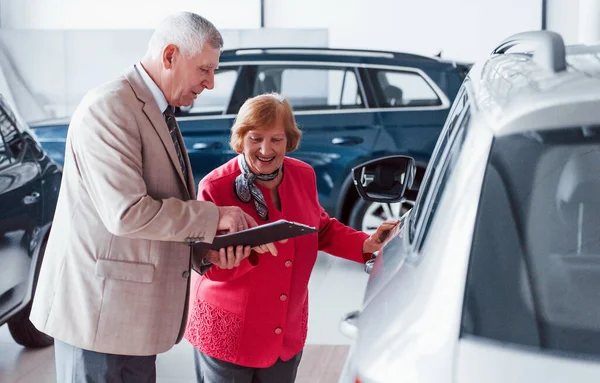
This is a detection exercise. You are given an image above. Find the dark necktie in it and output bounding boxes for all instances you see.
[164,106,188,183]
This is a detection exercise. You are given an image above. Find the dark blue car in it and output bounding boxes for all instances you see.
[0,94,61,347]
[31,47,468,233]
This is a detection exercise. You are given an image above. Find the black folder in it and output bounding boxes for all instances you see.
[191,219,318,251]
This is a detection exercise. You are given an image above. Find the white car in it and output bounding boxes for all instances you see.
[339,31,600,383]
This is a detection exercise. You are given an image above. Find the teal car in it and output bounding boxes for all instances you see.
[0,94,60,348]
[31,47,469,232]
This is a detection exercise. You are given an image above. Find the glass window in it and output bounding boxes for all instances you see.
[0,94,30,134]
[409,89,469,243]
[0,129,10,169]
[340,70,361,106]
[371,69,442,108]
[252,66,363,111]
[414,110,469,249]
[0,103,23,161]
[184,68,238,115]
[462,125,600,357]
[24,136,45,161]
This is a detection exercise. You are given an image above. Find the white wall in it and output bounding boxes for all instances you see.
[576,0,600,44]
[265,0,542,62]
[3,0,543,62]
[547,0,600,45]
[547,0,580,44]
[0,0,551,121]
[1,0,261,29]
[0,28,328,122]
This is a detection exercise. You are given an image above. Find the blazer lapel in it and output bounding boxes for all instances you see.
[123,66,190,196]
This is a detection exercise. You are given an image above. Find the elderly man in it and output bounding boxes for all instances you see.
[30,11,274,383]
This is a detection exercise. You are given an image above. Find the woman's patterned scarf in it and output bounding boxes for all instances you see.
[234,154,281,220]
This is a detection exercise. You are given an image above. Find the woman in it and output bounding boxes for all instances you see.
[185,93,399,382]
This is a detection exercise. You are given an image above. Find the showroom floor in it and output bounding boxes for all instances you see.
[0,252,368,383]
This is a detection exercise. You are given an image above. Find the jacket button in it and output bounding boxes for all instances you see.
[284,260,292,268]
[280,294,288,301]
[182,270,190,278]
[274,327,283,335]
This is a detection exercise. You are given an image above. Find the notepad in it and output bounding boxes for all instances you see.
[191,219,318,251]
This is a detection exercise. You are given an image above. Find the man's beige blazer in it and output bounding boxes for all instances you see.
[30,66,219,356]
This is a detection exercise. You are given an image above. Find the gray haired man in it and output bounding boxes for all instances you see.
[30,11,275,382]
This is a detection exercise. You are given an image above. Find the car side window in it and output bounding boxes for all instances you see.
[415,111,470,248]
[0,127,10,169]
[252,66,363,111]
[462,127,600,357]
[183,68,239,115]
[369,69,442,108]
[23,136,45,161]
[409,88,469,245]
[0,103,24,166]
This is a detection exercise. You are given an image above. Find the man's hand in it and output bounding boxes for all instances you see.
[215,206,279,256]
[217,206,257,232]
[206,245,252,269]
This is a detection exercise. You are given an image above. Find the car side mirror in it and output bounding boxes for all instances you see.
[352,155,415,203]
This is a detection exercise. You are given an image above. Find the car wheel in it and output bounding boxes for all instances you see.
[349,199,414,235]
[7,237,53,348]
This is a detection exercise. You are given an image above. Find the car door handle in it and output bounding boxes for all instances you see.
[192,142,224,150]
[332,136,364,146]
[23,191,40,205]
[365,257,376,274]
[339,310,360,339]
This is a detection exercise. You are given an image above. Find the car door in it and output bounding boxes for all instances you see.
[346,67,459,233]
[246,63,381,214]
[342,90,475,383]
[0,102,43,322]
[357,87,468,302]
[366,66,452,167]
[341,88,474,383]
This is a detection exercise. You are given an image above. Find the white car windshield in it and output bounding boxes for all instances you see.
[462,125,600,358]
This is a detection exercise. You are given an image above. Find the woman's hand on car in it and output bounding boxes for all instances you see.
[362,220,401,254]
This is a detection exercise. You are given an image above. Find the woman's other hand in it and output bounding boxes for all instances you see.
[362,220,401,254]
[251,238,288,256]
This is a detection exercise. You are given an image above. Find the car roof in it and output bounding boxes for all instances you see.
[468,31,600,137]
[218,47,465,71]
